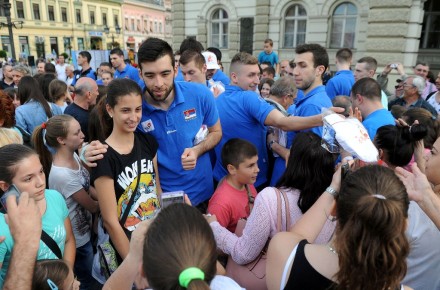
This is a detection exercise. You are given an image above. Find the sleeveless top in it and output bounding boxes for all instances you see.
[281,239,405,290]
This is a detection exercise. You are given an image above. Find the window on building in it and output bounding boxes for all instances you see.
[211,8,228,48]
[103,13,107,26]
[114,15,119,27]
[330,2,357,48]
[150,21,153,32]
[159,22,162,33]
[90,11,95,25]
[19,36,29,56]
[283,4,307,48]
[125,18,129,30]
[144,19,148,33]
[78,38,84,50]
[61,7,68,22]
[33,3,40,20]
[48,5,55,21]
[131,19,135,31]
[421,0,440,49]
[1,36,11,56]
[0,5,5,17]
[137,19,141,31]
[16,1,25,19]
[76,9,82,23]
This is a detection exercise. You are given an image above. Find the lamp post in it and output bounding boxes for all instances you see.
[0,0,24,61]
[104,25,121,49]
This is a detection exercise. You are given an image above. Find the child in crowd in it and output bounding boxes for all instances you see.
[258,39,279,76]
[32,259,80,290]
[91,78,161,285]
[207,138,258,233]
[0,144,75,288]
[33,115,99,290]
[49,79,71,112]
[101,71,114,86]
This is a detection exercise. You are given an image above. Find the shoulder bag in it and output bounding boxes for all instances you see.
[225,187,291,290]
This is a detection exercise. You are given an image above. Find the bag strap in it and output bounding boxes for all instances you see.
[41,230,63,259]
[244,184,255,212]
[119,135,142,228]
[273,187,291,232]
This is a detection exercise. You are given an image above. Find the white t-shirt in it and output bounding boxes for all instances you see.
[56,63,67,81]
[49,153,92,247]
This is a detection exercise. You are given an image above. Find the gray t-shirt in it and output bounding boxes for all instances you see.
[49,153,91,247]
[404,201,440,290]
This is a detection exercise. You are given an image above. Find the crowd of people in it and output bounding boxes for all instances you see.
[0,35,440,290]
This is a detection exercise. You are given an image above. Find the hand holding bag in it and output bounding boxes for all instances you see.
[225,188,291,290]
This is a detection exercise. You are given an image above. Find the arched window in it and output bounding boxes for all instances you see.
[330,2,357,48]
[211,8,228,48]
[283,4,307,48]
[420,0,440,48]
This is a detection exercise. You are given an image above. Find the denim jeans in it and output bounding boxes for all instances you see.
[74,241,94,290]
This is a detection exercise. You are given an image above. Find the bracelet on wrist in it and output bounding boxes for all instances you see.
[325,186,338,197]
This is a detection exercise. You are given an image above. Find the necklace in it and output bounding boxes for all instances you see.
[328,245,337,255]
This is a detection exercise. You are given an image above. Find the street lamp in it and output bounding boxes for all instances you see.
[0,0,24,61]
[104,25,121,49]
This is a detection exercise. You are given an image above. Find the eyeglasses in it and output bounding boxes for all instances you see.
[402,83,415,88]
[395,85,403,89]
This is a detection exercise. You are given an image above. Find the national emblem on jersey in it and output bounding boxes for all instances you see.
[141,119,155,132]
[183,108,197,121]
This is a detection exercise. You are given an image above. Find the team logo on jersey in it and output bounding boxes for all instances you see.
[141,119,155,132]
[183,108,197,121]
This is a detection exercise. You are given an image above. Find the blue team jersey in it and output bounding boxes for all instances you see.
[258,51,279,68]
[212,70,230,86]
[114,64,141,83]
[363,109,395,140]
[213,85,274,187]
[137,82,219,206]
[325,70,355,100]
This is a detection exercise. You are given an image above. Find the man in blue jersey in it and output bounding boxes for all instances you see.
[70,51,96,90]
[350,78,395,140]
[213,52,335,190]
[325,48,355,100]
[83,38,222,211]
[110,48,142,84]
[291,43,332,139]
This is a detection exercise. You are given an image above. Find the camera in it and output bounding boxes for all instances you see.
[390,63,398,69]
[160,191,185,209]
[0,184,20,212]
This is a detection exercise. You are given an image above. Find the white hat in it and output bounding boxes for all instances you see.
[202,51,220,70]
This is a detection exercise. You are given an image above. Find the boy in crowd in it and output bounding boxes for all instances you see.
[208,138,258,233]
[258,39,279,76]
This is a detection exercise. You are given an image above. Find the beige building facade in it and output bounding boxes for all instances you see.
[172,0,439,81]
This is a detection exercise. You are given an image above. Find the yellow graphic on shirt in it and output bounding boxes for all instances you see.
[117,172,159,232]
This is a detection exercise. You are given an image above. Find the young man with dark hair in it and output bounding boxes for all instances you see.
[325,48,355,100]
[207,138,258,233]
[290,43,332,137]
[55,54,68,82]
[262,66,275,80]
[350,78,395,139]
[179,50,207,84]
[175,38,205,82]
[95,62,113,85]
[355,56,389,109]
[110,48,141,84]
[213,51,338,190]
[70,51,96,89]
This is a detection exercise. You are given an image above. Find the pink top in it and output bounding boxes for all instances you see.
[208,180,257,233]
[210,187,336,265]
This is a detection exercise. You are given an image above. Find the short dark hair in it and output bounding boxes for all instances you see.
[44,63,56,74]
[110,48,124,56]
[179,37,204,54]
[357,56,377,72]
[264,39,273,46]
[262,66,275,77]
[295,43,329,70]
[351,78,381,101]
[179,50,206,69]
[99,62,112,68]
[79,51,92,63]
[138,38,174,69]
[207,47,222,61]
[332,96,352,117]
[336,48,353,64]
[221,138,258,169]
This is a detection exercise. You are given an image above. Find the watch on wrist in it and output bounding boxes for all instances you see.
[268,140,277,151]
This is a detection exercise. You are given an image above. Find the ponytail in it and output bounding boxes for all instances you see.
[334,165,409,290]
[31,115,74,178]
[376,124,427,167]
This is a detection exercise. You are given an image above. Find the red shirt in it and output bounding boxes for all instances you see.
[207,180,257,233]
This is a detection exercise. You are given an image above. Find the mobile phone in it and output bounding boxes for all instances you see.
[0,184,21,212]
[160,191,185,209]
[341,163,351,181]
[390,63,398,69]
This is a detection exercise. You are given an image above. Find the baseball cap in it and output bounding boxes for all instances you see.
[202,51,220,70]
